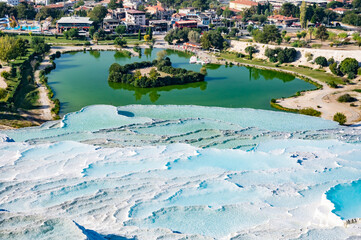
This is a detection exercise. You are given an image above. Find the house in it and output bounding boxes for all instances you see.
[268,15,299,26]
[146,1,172,20]
[0,0,19,6]
[149,20,169,32]
[123,0,141,9]
[103,15,121,32]
[197,14,210,26]
[229,0,259,11]
[329,7,348,14]
[125,9,146,25]
[179,7,197,15]
[56,16,93,33]
[174,20,197,29]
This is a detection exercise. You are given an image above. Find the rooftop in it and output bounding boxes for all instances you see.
[57,16,93,24]
[126,9,145,14]
[230,0,259,6]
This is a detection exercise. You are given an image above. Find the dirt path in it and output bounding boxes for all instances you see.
[32,58,53,121]
[0,66,10,89]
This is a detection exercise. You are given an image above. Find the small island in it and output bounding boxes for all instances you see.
[108,57,205,88]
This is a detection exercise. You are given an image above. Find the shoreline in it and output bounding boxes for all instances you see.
[2,43,360,129]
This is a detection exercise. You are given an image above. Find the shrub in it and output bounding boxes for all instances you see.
[358,68,361,75]
[311,44,322,48]
[299,108,321,117]
[333,112,347,125]
[305,52,313,62]
[329,62,342,76]
[55,51,61,58]
[84,41,91,46]
[339,58,359,77]
[315,56,328,67]
[328,81,338,88]
[1,71,10,79]
[337,94,357,102]
[328,58,335,65]
[0,88,7,99]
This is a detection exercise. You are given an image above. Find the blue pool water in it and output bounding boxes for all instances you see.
[326,179,361,220]
[5,25,39,31]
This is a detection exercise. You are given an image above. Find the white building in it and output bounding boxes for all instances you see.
[125,9,146,25]
[0,0,19,6]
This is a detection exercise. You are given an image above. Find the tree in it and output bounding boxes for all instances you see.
[315,25,329,41]
[114,37,127,47]
[245,46,256,60]
[247,25,254,34]
[16,2,36,19]
[13,39,27,57]
[200,32,211,49]
[89,26,96,38]
[108,0,118,10]
[138,29,141,41]
[300,1,307,29]
[280,3,300,17]
[144,34,151,41]
[216,7,223,16]
[339,58,359,78]
[253,25,281,44]
[115,25,126,37]
[31,36,50,54]
[333,112,347,125]
[89,5,107,24]
[156,50,167,60]
[149,68,160,80]
[353,0,361,8]
[0,36,17,62]
[64,28,79,40]
[93,32,100,44]
[148,27,152,40]
[315,56,328,67]
[188,30,200,43]
[308,26,314,40]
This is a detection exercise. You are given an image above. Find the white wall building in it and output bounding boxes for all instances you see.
[125,9,146,25]
[0,0,20,6]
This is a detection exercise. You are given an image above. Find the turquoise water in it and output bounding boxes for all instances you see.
[326,179,361,220]
[5,25,39,31]
[47,48,315,115]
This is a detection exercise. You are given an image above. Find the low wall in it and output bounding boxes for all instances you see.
[229,40,361,65]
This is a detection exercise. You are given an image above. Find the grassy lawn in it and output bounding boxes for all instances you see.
[220,52,346,85]
[14,35,87,45]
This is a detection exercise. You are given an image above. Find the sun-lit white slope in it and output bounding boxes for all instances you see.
[2,105,357,151]
[0,105,361,239]
[0,139,361,239]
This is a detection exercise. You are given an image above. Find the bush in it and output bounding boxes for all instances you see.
[329,62,342,76]
[337,94,357,102]
[299,108,321,117]
[358,68,361,75]
[328,58,335,65]
[339,58,359,77]
[108,58,205,88]
[328,81,338,88]
[315,56,328,67]
[55,51,61,58]
[305,52,313,62]
[265,47,297,63]
[333,112,347,125]
[0,88,7,99]
[84,41,91,46]
[1,71,10,79]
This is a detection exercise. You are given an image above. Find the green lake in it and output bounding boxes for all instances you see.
[47,48,316,115]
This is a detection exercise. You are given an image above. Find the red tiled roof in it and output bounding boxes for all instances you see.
[221,7,242,12]
[146,5,165,12]
[230,0,258,6]
[268,14,299,21]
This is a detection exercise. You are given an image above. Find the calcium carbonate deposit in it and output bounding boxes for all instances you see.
[0,105,361,239]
